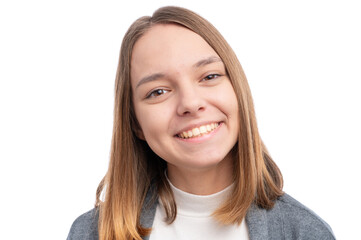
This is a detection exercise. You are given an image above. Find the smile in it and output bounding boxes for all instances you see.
[177,123,220,139]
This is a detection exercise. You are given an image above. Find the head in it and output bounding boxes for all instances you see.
[97,6,283,240]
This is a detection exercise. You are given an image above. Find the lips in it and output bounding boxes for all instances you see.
[176,122,220,139]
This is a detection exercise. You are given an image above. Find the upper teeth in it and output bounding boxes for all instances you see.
[178,123,219,139]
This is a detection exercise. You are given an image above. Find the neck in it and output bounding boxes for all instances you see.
[166,154,234,195]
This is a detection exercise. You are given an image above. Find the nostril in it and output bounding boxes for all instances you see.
[176,95,206,116]
[182,106,204,115]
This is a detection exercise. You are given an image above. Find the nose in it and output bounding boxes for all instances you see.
[176,84,206,116]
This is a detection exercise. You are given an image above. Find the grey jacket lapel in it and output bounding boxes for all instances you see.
[140,185,158,240]
[246,201,284,240]
[246,204,269,240]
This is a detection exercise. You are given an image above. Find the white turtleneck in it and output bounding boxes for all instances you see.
[149,179,249,240]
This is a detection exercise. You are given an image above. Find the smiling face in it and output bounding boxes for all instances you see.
[131,24,239,179]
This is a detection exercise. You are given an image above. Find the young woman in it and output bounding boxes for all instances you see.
[67,6,334,240]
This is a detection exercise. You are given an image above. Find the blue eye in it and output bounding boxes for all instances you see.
[202,74,220,81]
[146,89,169,99]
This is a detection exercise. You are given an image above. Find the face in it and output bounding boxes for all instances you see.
[131,24,239,174]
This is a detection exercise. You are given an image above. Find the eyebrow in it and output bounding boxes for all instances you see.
[193,56,222,68]
[135,73,165,89]
[135,56,223,89]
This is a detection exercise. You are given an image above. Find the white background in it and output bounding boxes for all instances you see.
[0,0,360,239]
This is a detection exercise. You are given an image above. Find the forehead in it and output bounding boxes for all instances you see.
[130,24,219,84]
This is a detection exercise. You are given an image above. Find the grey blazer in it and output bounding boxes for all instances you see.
[67,188,335,240]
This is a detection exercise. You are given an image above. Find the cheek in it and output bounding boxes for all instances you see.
[227,90,240,124]
[228,91,239,117]
[135,104,172,138]
[210,83,239,115]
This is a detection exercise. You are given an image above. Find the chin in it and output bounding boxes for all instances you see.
[176,154,230,171]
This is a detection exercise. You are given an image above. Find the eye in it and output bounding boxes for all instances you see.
[202,74,221,81]
[146,89,169,99]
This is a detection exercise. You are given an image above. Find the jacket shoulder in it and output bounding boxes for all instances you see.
[276,193,335,239]
[67,208,99,240]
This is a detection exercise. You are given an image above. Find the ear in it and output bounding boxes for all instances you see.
[131,112,145,140]
[134,127,145,140]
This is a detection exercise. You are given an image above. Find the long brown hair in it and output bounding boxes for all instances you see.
[96,6,283,240]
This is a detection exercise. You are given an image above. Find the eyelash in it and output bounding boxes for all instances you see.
[202,73,221,81]
[145,74,221,99]
[146,89,169,99]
